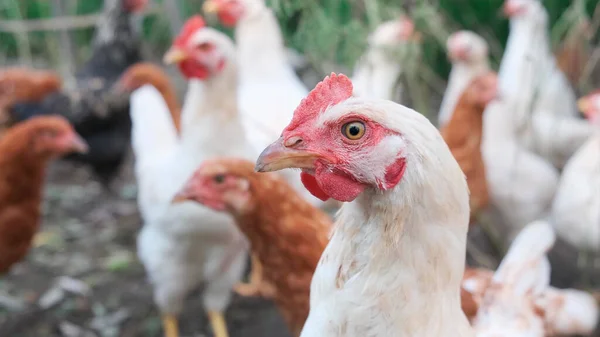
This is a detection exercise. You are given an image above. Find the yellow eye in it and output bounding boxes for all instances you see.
[341,121,366,140]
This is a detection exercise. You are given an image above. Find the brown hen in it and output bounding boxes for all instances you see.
[118,63,182,133]
[174,157,332,337]
[0,116,88,273]
[0,67,62,132]
[440,72,498,223]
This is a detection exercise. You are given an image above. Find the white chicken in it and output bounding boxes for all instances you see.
[472,221,555,337]
[482,98,559,238]
[482,10,559,237]
[534,287,599,336]
[438,30,490,128]
[351,16,416,101]
[133,16,254,337]
[551,91,600,266]
[202,0,327,208]
[464,221,599,336]
[500,0,593,169]
[256,73,473,337]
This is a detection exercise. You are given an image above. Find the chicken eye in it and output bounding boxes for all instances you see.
[214,174,225,184]
[341,121,366,140]
[197,42,214,52]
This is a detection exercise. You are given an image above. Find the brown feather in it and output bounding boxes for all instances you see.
[0,116,78,273]
[201,158,331,337]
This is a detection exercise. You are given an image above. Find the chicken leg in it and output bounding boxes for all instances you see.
[208,310,228,337]
[234,253,273,297]
[162,314,179,337]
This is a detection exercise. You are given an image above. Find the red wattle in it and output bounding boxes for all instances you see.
[301,172,330,201]
[315,167,366,202]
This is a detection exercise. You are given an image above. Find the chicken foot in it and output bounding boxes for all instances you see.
[162,314,179,337]
[234,254,275,298]
[208,310,229,337]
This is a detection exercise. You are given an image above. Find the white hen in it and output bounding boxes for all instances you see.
[551,91,600,259]
[351,16,416,101]
[203,0,327,208]
[134,17,253,337]
[472,221,555,337]
[483,4,559,236]
[500,0,593,168]
[256,73,473,337]
[438,30,490,128]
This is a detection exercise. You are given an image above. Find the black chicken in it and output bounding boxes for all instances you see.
[10,0,147,187]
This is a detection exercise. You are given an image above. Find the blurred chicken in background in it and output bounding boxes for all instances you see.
[441,72,497,223]
[174,158,331,337]
[551,90,600,270]
[203,0,332,209]
[0,116,88,274]
[0,68,62,133]
[134,16,256,337]
[351,16,418,101]
[499,0,592,170]
[7,0,148,189]
[438,30,490,128]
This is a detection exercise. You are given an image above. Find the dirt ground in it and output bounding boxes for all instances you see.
[0,154,291,337]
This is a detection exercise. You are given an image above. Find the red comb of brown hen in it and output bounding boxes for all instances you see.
[285,73,353,131]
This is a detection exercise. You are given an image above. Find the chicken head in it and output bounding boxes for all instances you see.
[447,30,488,64]
[173,158,254,213]
[203,0,263,27]
[163,15,235,80]
[22,116,88,157]
[122,0,148,13]
[369,16,418,47]
[503,0,547,23]
[578,90,600,124]
[256,73,412,202]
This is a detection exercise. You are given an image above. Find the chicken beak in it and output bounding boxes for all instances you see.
[255,137,320,173]
[163,47,188,65]
[67,133,89,154]
[578,97,590,115]
[202,0,219,14]
[171,191,190,204]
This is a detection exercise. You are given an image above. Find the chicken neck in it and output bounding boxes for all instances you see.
[94,0,136,46]
[439,60,489,127]
[324,175,471,333]
[234,6,290,77]
[499,13,549,123]
[352,48,403,101]
[180,63,239,135]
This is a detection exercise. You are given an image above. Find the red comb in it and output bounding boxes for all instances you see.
[174,15,206,47]
[286,73,353,131]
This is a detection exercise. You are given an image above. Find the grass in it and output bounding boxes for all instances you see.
[0,0,598,113]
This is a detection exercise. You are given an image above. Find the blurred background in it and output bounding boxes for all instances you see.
[2,0,598,115]
[0,0,599,336]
